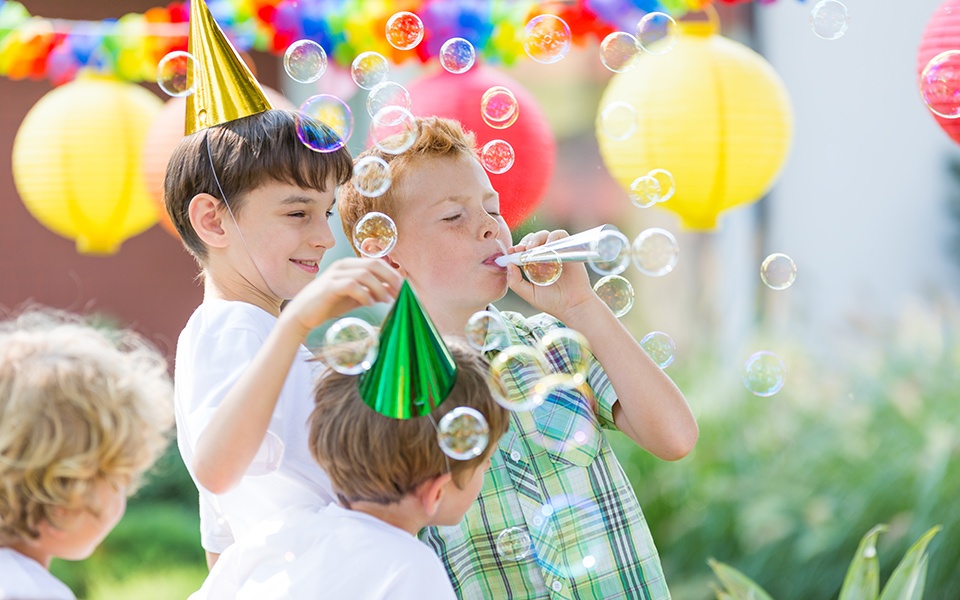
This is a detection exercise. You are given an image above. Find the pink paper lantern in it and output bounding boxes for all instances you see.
[406,67,556,228]
[918,0,960,145]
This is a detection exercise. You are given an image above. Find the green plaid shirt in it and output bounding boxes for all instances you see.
[420,308,670,599]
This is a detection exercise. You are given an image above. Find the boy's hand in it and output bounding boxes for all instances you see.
[282,258,403,338]
[506,230,599,321]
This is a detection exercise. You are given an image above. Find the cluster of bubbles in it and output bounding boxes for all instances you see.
[629,169,676,208]
[473,317,594,416]
[810,0,849,41]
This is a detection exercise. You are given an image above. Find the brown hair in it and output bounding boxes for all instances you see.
[163,109,353,261]
[309,338,509,505]
[0,309,174,544]
[337,116,477,254]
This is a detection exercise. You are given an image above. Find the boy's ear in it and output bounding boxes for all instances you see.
[189,193,229,249]
[414,473,452,518]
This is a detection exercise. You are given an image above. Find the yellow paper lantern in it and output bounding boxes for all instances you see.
[12,73,162,254]
[597,13,793,230]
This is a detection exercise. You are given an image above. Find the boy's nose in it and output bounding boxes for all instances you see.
[313,223,336,249]
[480,214,499,239]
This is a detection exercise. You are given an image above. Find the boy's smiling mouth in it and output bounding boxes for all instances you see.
[291,259,320,274]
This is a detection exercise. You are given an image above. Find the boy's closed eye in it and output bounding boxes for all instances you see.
[442,213,462,222]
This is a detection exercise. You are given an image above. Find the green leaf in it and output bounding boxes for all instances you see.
[878,525,941,600]
[839,524,888,600]
[708,558,776,600]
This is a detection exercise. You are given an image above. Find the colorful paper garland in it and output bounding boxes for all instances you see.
[0,0,807,85]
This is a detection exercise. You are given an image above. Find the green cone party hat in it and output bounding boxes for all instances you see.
[359,281,457,419]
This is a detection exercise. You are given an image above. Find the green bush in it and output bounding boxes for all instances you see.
[613,312,960,599]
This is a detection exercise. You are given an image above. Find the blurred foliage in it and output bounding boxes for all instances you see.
[710,524,941,600]
[612,304,960,599]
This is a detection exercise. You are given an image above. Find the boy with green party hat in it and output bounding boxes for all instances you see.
[190,283,510,599]
[166,0,403,567]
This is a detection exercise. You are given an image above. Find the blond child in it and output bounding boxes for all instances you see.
[0,310,173,600]
[338,117,699,599]
[190,338,510,599]
[165,1,403,565]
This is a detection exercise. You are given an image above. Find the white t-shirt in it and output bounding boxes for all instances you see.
[190,504,457,600]
[175,300,335,553]
[0,548,76,600]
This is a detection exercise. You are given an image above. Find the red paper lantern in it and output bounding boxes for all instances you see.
[406,67,556,228]
[141,86,293,236]
[918,0,960,145]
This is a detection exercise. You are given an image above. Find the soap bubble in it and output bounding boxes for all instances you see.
[629,175,662,209]
[594,275,635,317]
[523,14,572,64]
[439,38,476,74]
[297,94,352,152]
[488,345,551,411]
[496,527,533,560]
[352,157,392,199]
[648,169,676,202]
[598,101,637,141]
[321,317,378,375]
[370,106,420,155]
[742,351,787,396]
[636,12,678,54]
[366,81,412,120]
[588,230,631,277]
[353,211,397,258]
[157,51,196,97]
[465,310,510,352]
[538,328,592,386]
[600,31,640,73]
[385,11,424,50]
[480,140,516,174]
[481,86,520,130]
[437,406,489,460]
[351,51,389,89]
[760,253,797,290]
[283,40,327,83]
[810,0,849,41]
[920,50,960,119]
[640,331,676,368]
[522,250,562,286]
[632,228,679,277]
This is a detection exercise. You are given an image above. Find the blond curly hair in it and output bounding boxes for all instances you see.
[0,309,174,544]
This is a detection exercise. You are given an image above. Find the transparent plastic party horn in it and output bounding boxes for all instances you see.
[495,225,628,267]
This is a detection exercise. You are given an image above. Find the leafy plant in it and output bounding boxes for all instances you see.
[710,525,941,600]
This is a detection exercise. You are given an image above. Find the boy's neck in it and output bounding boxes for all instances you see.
[10,540,51,569]
[202,269,282,317]
[347,497,428,536]
[419,297,486,338]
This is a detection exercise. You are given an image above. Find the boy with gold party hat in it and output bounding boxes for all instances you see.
[190,283,510,599]
[166,0,402,566]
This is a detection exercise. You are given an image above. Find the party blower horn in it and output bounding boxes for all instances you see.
[359,281,458,419]
[495,224,629,266]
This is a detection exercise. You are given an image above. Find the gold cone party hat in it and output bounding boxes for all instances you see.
[185,0,273,135]
[359,281,458,419]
